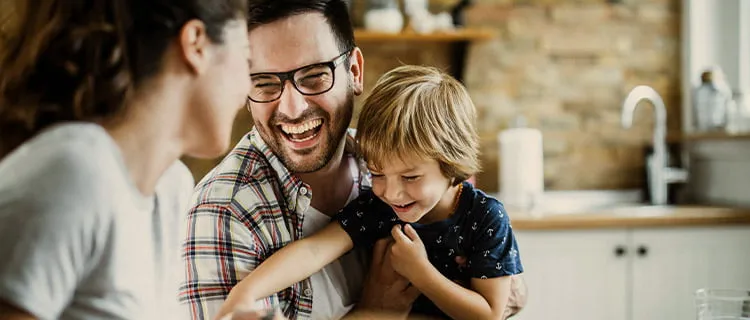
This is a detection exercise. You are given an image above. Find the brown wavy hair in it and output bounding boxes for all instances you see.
[0,0,247,159]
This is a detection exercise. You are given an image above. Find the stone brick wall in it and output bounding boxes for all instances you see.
[354,0,682,192]
[461,0,681,192]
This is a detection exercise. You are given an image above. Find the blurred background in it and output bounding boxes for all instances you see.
[2,0,749,319]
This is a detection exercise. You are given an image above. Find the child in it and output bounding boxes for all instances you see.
[221,65,523,320]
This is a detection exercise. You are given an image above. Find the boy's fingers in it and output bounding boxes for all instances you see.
[403,224,421,243]
[390,225,409,243]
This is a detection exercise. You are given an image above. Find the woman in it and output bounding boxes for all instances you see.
[0,0,250,319]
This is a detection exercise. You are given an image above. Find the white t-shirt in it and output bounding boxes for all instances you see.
[302,157,365,320]
[0,123,193,319]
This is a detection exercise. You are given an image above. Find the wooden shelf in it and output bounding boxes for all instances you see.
[354,28,495,42]
[683,132,750,141]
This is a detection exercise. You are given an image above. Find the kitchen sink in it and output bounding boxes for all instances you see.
[500,189,647,216]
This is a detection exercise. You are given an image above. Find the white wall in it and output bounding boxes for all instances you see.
[683,0,749,133]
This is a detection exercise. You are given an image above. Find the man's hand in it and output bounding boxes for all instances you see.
[356,238,420,316]
[504,274,528,319]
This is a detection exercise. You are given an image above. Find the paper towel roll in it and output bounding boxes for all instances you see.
[498,127,544,210]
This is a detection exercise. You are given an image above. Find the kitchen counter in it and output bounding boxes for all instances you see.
[509,205,750,230]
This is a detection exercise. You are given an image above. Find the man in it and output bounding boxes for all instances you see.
[179,1,526,319]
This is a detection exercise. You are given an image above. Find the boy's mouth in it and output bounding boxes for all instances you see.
[391,202,416,213]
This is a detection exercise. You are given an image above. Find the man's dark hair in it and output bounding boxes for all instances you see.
[247,0,355,53]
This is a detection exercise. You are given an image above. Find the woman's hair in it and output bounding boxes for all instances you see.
[356,65,481,185]
[0,0,247,158]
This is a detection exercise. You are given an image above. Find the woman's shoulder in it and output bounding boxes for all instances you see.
[0,123,132,219]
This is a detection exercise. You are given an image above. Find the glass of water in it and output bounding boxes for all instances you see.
[696,288,750,320]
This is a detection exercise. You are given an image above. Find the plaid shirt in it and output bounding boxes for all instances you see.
[179,128,368,320]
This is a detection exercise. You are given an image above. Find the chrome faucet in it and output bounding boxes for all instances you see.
[621,85,688,205]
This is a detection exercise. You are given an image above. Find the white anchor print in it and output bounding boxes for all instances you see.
[356,210,363,218]
[342,219,348,226]
[481,275,488,279]
[483,250,490,257]
[480,197,487,204]
[472,222,478,230]
[448,249,454,256]
[487,228,494,237]
[360,226,366,232]
[499,209,504,218]
[378,221,384,229]
[390,216,398,222]
[509,248,518,258]
[458,236,464,244]
[436,236,443,244]
[453,225,460,233]
[496,262,502,270]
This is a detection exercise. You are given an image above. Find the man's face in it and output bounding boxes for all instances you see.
[246,13,363,173]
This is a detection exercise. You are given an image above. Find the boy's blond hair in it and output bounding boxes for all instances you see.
[356,65,480,185]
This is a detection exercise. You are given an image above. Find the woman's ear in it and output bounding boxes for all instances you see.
[178,19,211,75]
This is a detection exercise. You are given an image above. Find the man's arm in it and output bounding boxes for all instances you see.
[180,203,263,320]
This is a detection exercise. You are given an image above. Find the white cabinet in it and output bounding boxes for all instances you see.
[513,229,629,320]
[631,227,750,320]
[513,226,750,320]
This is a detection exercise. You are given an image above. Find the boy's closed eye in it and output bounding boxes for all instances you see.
[402,175,421,182]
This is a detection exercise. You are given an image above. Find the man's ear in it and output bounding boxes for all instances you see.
[348,47,365,96]
[178,19,211,75]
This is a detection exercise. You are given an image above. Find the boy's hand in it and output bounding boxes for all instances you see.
[390,224,431,280]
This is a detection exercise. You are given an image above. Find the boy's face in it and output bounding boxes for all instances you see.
[369,153,458,224]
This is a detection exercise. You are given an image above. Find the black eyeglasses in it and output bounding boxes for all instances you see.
[248,49,352,103]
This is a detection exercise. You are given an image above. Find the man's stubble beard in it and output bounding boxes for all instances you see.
[255,91,354,174]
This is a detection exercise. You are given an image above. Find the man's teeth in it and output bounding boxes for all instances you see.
[281,119,322,134]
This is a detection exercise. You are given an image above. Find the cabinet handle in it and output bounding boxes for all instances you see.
[637,245,648,257]
[614,245,627,257]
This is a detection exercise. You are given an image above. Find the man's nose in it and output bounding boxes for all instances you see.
[277,81,308,119]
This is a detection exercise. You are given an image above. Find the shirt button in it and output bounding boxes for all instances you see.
[299,187,309,196]
[304,288,312,297]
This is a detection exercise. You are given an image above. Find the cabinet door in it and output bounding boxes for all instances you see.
[631,226,750,320]
[513,229,630,320]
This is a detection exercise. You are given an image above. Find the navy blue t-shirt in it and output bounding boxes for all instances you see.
[334,182,523,319]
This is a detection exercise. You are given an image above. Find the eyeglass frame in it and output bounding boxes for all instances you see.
[247,48,354,103]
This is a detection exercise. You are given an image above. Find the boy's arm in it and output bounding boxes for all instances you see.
[215,223,354,319]
[391,225,510,320]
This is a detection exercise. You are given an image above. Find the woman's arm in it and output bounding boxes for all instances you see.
[215,223,354,320]
[390,225,511,320]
